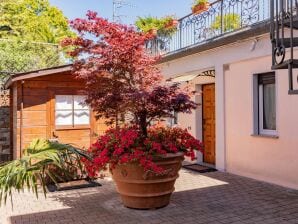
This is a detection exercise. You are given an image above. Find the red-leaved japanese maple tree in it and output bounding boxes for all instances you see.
[62,11,197,137]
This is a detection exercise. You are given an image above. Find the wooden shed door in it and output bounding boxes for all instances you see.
[202,84,216,164]
[48,90,92,149]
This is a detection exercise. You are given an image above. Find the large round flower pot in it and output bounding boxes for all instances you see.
[110,152,184,209]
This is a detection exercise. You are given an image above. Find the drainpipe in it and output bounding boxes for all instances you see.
[19,80,24,158]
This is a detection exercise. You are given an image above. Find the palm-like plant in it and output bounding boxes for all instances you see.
[0,139,90,205]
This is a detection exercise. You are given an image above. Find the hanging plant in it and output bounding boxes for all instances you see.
[191,0,210,14]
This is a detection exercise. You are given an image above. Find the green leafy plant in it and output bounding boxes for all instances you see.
[211,13,241,32]
[0,139,90,205]
[135,15,178,37]
[135,16,161,34]
[0,0,75,76]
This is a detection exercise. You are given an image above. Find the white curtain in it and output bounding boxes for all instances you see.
[263,83,276,130]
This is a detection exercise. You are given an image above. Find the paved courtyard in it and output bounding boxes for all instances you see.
[1,169,298,224]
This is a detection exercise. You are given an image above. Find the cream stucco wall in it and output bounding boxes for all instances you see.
[160,33,298,189]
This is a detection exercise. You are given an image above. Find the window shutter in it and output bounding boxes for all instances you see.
[258,72,275,84]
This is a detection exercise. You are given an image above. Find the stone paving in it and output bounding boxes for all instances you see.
[1,169,298,224]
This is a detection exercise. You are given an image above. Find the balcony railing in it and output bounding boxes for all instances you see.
[147,0,270,56]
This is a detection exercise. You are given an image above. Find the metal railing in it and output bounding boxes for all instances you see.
[148,0,270,56]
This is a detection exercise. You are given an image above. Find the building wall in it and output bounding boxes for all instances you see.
[160,33,298,189]
[225,56,298,189]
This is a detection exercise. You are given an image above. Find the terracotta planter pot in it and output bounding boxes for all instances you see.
[110,152,184,209]
[148,28,158,36]
[192,2,210,14]
[165,19,179,29]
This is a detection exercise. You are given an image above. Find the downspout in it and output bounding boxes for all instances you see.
[19,80,24,158]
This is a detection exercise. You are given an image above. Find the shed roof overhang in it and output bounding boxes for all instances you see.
[4,64,73,89]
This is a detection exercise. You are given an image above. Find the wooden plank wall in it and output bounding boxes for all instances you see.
[14,71,108,158]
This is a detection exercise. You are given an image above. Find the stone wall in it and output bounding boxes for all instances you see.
[0,85,10,163]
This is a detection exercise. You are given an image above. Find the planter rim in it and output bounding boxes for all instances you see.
[153,152,184,159]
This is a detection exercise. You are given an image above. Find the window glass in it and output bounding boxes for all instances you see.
[74,110,90,125]
[74,95,88,109]
[55,95,90,127]
[55,111,72,125]
[256,73,277,135]
[263,83,276,130]
[56,95,72,110]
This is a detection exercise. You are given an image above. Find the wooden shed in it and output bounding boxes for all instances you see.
[5,65,108,159]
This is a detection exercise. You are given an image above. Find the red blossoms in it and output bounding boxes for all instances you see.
[82,126,203,177]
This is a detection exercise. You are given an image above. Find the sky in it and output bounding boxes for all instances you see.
[49,0,192,25]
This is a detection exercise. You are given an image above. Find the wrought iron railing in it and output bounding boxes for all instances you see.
[270,0,298,94]
[148,0,270,56]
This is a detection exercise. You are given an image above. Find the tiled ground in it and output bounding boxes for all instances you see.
[1,169,298,224]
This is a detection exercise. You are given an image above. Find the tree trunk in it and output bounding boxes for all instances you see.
[139,113,147,138]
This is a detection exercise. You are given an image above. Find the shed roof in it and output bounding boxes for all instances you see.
[4,64,73,89]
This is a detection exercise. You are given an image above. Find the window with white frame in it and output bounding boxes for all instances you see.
[253,73,277,136]
[55,95,90,127]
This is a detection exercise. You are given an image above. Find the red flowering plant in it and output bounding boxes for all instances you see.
[62,11,203,177]
[83,126,203,177]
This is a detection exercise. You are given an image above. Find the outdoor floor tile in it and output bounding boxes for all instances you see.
[1,169,298,224]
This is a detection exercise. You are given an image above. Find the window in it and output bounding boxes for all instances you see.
[55,95,90,127]
[168,111,178,127]
[253,73,277,136]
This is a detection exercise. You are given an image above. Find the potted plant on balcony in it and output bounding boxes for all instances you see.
[192,0,210,14]
[62,11,203,209]
[159,15,179,37]
[211,13,241,32]
[135,15,178,37]
[135,16,162,36]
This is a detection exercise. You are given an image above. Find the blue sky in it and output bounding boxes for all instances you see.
[49,0,192,25]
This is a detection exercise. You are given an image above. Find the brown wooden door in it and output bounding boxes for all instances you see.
[48,89,92,149]
[202,84,216,164]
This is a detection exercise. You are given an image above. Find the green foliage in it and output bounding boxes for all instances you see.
[135,15,178,37]
[135,16,163,33]
[211,13,241,32]
[0,40,61,74]
[0,139,90,206]
[0,0,74,75]
[0,0,73,43]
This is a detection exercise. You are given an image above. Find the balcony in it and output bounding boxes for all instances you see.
[147,0,271,57]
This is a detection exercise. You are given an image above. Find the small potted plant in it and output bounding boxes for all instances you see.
[135,16,162,36]
[192,0,210,14]
[164,16,179,29]
[158,15,179,37]
[135,15,178,37]
[211,13,241,32]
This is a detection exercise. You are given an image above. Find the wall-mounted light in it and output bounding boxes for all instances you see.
[250,38,258,51]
